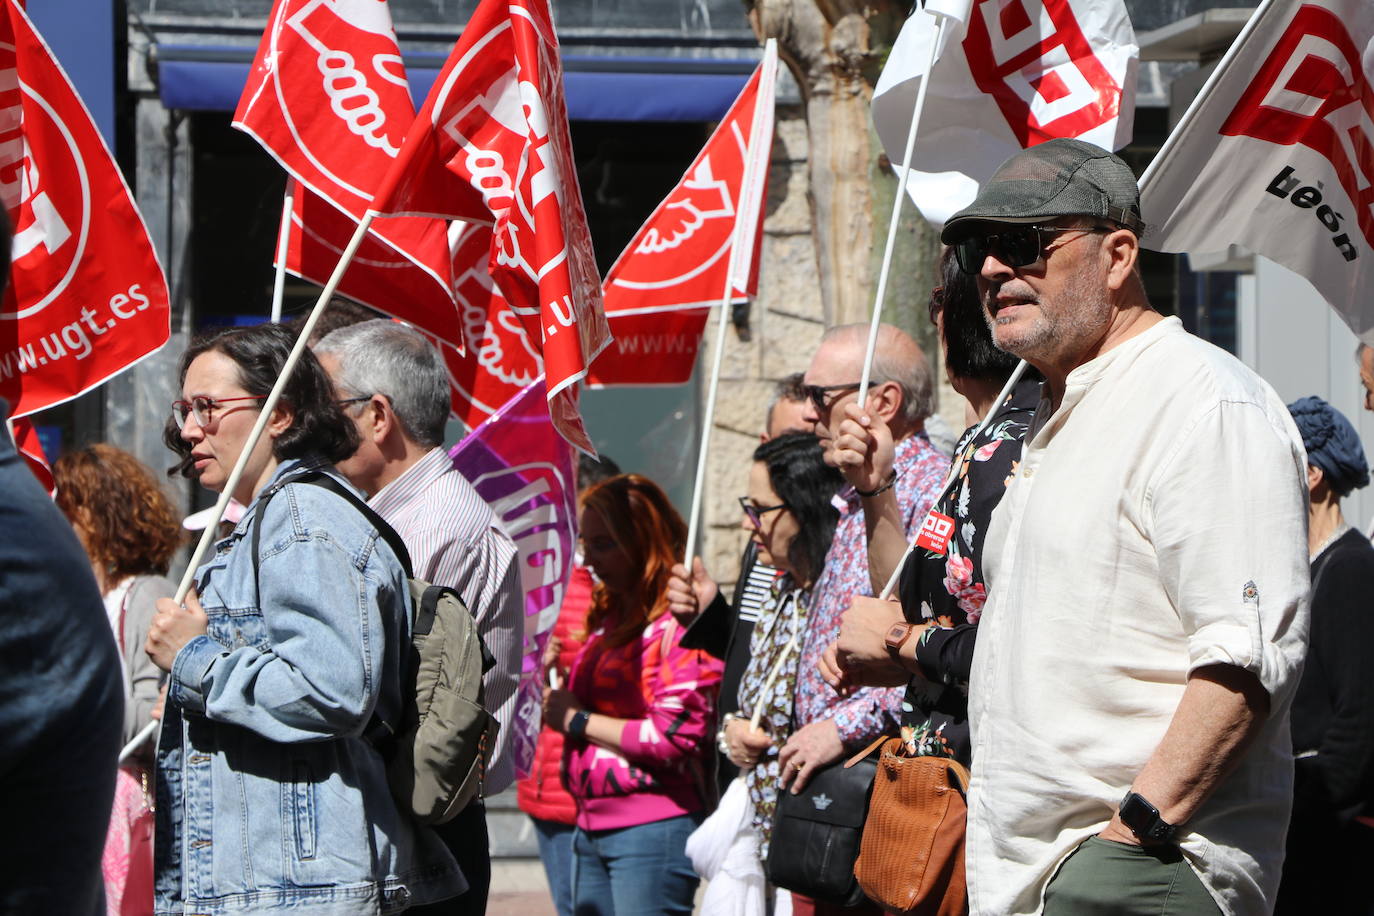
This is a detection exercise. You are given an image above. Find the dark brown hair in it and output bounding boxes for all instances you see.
[54,444,184,580]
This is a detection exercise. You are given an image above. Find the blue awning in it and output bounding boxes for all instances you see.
[154,47,756,122]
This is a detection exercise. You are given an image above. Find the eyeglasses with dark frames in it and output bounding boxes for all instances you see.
[952,224,1114,275]
[802,382,862,413]
[336,396,373,411]
[171,394,269,429]
[739,496,788,530]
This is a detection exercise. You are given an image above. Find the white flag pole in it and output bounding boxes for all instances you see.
[1137,0,1274,197]
[683,40,777,572]
[269,181,295,323]
[857,10,952,403]
[169,212,376,607]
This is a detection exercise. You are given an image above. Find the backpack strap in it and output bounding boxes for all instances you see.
[247,469,415,750]
[250,469,414,584]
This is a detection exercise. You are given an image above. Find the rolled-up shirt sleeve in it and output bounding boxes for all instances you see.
[1146,399,1310,701]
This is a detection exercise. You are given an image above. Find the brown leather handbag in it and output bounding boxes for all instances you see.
[846,737,971,916]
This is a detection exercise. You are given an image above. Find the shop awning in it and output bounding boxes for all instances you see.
[154,46,757,122]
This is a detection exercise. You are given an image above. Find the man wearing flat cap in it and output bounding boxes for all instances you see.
[946,139,1310,915]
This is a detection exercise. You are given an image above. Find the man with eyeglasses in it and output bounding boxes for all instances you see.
[941,138,1309,916]
[314,319,523,916]
[776,325,947,840]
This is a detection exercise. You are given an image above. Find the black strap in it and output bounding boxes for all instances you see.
[251,469,414,584]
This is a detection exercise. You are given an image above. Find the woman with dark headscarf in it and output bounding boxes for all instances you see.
[1276,396,1374,914]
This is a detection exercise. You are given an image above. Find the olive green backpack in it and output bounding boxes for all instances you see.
[252,469,499,824]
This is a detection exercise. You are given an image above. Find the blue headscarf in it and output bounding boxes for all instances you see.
[1288,396,1370,497]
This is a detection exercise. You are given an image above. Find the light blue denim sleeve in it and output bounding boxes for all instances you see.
[171,526,392,743]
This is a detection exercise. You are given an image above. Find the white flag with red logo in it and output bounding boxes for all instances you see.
[1141,0,1374,340]
[369,0,610,455]
[234,0,455,331]
[278,179,464,346]
[873,0,1138,226]
[441,220,543,430]
[586,309,708,388]
[0,0,170,419]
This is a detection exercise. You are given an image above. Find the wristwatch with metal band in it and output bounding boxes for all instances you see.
[884,621,917,659]
[1119,791,1177,844]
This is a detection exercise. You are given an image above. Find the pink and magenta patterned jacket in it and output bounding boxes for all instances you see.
[564,613,723,831]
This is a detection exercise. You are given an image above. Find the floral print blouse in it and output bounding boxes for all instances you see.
[734,582,808,858]
[897,375,1040,764]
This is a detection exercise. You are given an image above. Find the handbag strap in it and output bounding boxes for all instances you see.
[748,589,803,732]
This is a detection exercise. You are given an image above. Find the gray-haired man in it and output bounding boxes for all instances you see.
[315,319,523,916]
[944,139,1309,915]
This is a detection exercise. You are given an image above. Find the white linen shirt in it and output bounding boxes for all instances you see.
[967,317,1309,916]
[370,446,524,795]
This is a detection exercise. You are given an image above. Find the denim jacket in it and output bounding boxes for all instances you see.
[154,459,465,915]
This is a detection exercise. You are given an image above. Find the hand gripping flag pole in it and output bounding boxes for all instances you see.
[681,40,778,572]
[856,2,968,404]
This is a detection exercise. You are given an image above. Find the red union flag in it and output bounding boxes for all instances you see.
[8,415,52,493]
[1141,0,1374,339]
[370,0,610,454]
[0,1,170,418]
[440,220,542,429]
[601,42,777,314]
[586,309,708,388]
[279,179,464,347]
[872,0,1137,225]
[234,0,454,321]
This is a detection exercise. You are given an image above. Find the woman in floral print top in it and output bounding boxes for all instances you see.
[721,433,844,858]
[896,250,1040,765]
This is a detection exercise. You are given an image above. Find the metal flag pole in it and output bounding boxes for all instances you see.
[269,181,296,323]
[857,9,953,403]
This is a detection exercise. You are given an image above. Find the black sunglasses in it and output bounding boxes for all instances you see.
[952,224,1113,275]
[802,382,862,413]
[739,496,787,529]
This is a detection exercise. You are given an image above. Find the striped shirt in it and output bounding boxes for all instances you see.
[369,447,524,794]
[735,558,779,626]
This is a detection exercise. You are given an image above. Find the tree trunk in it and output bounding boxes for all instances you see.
[747,0,936,333]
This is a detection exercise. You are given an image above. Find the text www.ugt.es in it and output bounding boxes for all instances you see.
[0,283,153,380]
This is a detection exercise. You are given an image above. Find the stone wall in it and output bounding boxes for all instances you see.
[698,104,968,592]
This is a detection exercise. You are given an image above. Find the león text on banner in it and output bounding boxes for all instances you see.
[1141,0,1374,342]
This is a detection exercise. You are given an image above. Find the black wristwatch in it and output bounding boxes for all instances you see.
[1119,791,1176,844]
[567,710,590,739]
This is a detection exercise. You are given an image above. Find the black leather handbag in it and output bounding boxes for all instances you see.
[765,752,879,906]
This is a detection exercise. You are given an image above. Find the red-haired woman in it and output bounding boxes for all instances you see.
[54,444,185,916]
[542,474,724,916]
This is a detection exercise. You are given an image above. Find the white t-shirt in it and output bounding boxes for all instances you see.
[968,317,1309,916]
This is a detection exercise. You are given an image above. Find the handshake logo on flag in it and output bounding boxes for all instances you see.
[1221,4,1374,253]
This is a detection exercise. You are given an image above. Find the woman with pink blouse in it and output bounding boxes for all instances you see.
[542,474,724,916]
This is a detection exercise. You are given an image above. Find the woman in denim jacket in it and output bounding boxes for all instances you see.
[145,323,464,915]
